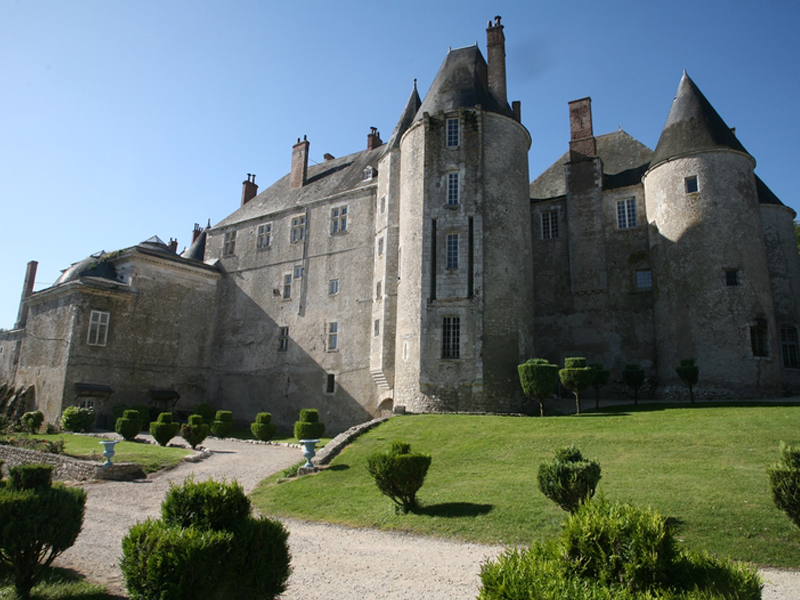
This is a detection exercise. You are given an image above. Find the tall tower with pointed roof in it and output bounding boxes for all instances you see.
[644,72,781,394]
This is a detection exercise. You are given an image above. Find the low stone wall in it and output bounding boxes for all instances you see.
[0,444,144,481]
[315,416,391,466]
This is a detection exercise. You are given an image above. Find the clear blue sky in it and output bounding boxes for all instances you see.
[1,0,798,328]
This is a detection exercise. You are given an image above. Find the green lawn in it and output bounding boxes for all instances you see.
[0,567,114,599]
[250,403,800,568]
[31,434,192,473]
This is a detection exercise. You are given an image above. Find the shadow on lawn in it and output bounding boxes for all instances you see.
[416,502,494,518]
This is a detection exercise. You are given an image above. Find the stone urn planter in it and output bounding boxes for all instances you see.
[99,440,120,467]
[299,439,320,468]
[294,409,326,471]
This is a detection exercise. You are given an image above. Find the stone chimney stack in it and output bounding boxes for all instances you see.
[168,238,178,253]
[568,97,597,162]
[241,173,258,206]
[486,16,508,107]
[15,260,38,330]
[367,127,383,150]
[290,136,309,189]
[191,223,203,243]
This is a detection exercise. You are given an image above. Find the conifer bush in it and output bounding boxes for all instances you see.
[9,464,54,491]
[0,465,86,599]
[294,408,325,440]
[676,358,700,403]
[767,441,800,529]
[623,364,646,404]
[115,409,143,441]
[251,412,277,441]
[537,444,601,513]
[559,357,595,414]
[19,410,44,434]
[366,440,432,513]
[194,402,215,425]
[59,406,95,432]
[161,478,251,532]
[150,412,180,446]
[180,414,209,449]
[518,358,559,417]
[211,410,235,438]
[589,363,610,410]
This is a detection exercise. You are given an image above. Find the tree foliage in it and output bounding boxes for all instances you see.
[518,358,559,416]
[559,357,595,414]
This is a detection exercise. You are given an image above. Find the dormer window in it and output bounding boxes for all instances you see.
[363,166,377,180]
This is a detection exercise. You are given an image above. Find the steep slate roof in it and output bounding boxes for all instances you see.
[756,175,786,207]
[415,45,514,120]
[386,81,422,151]
[650,72,749,168]
[530,130,653,201]
[181,229,208,261]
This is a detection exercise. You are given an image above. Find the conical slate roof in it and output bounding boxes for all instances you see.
[181,229,207,261]
[386,80,422,150]
[415,45,514,119]
[650,72,749,168]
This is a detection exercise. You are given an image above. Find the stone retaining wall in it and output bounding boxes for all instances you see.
[0,444,144,481]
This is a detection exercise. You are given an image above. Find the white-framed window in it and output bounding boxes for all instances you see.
[441,316,460,359]
[325,373,336,394]
[282,273,292,299]
[636,269,652,290]
[446,118,460,147]
[374,319,380,337]
[363,166,376,180]
[541,211,559,239]
[446,233,459,270]
[377,237,384,256]
[376,280,382,299]
[291,215,306,242]
[447,172,460,205]
[294,265,304,279]
[78,398,95,410]
[278,326,289,352]
[725,269,739,286]
[256,223,272,249]
[327,322,339,351]
[223,230,236,256]
[87,310,110,346]
[781,326,799,368]
[685,175,699,194]
[616,198,637,229]
[329,279,339,295]
[331,206,348,233]
[751,319,768,357]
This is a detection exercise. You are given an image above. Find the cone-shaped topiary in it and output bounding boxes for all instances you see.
[676,358,699,403]
[518,358,559,417]
[588,363,610,410]
[211,411,235,438]
[623,364,645,404]
[294,408,325,440]
[559,358,595,415]
[116,409,143,441]
[251,412,277,442]
[180,414,209,449]
[150,412,180,446]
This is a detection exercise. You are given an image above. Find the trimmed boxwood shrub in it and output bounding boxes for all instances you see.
[0,472,86,599]
[518,358,559,417]
[116,409,143,441]
[767,441,800,529]
[589,363,610,410]
[9,464,54,491]
[366,440,432,513]
[150,412,180,446]
[194,402,215,426]
[180,414,209,449]
[623,364,646,404]
[211,410,235,438]
[294,408,325,440]
[559,357,595,414]
[59,406,95,432]
[537,444,601,514]
[132,404,153,431]
[121,478,290,600]
[251,412,277,441]
[19,411,44,434]
[676,358,699,403]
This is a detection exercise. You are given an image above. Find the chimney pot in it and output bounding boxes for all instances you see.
[367,128,383,151]
[241,173,259,206]
[486,16,508,107]
[290,136,310,188]
[568,97,597,162]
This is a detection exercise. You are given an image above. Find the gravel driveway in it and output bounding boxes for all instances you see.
[54,435,799,599]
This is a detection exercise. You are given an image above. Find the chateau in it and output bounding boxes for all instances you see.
[2,17,798,433]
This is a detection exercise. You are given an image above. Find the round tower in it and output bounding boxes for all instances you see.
[643,72,781,395]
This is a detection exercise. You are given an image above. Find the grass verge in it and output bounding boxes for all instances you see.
[250,403,800,568]
[0,567,115,599]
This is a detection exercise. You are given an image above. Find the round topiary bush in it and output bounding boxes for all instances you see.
[537,445,601,514]
[180,414,209,449]
[150,412,180,447]
[60,406,95,432]
[251,412,277,442]
[366,440,432,513]
[211,411,235,438]
[293,408,325,440]
[161,478,251,532]
[116,409,143,442]
[20,411,44,434]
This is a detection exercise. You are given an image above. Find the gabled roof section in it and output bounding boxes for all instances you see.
[215,145,385,228]
[386,80,422,151]
[650,72,749,168]
[530,130,653,200]
[415,45,514,120]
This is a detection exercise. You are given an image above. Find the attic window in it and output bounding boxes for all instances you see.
[685,176,698,194]
[363,166,376,180]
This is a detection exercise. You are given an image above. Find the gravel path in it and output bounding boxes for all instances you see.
[54,435,800,599]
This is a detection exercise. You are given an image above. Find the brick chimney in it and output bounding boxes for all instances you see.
[486,16,507,107]
[568,97,597,162]
[191,223,203,243]
[241,173,258,206]
[15,260,38,330]
[367,127,383,150]
[290,136,309,189]
[168,238,178,253]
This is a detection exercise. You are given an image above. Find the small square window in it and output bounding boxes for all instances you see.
[636,269,652,289]
[446,118,460,147]
[616,198,637,229]
[278,326,289,352]
[256,223,272,249]
[363,167,376,180]
[223,230,237,256]
[541,211,558,239]
[685,176,698,194]
[87,310,110,346]
[447,172,460,205]
[329,279,339,295]
[725,269,739,286]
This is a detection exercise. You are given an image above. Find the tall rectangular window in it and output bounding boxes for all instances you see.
[326,373,336,394]
[256,223,272,249]
[636,269,652,290]
[781,326,799,368]
[376,280,382,299]
[446,118,460,147]
[282,273,292,299]
[751,319,768,357]
[294,266,304,279]
[541,211,559,239]
[329,279,339,295]
[278,326,289,352]
[447,172,460,205]
[87,310,110,346]
[616,198,637,229]
[223,230,236,256]
[446,233,459,270]
[373,319,380,337]
[327,322,338,351]
[331,206,348,233]
[291,215,306,242]
[441,316,460,359]
[377,237,384,256]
